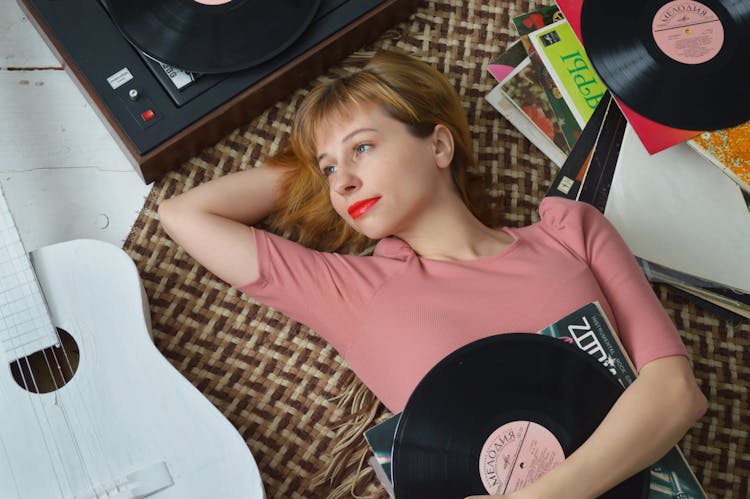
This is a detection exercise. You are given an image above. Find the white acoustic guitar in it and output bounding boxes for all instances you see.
[0,191,265,498]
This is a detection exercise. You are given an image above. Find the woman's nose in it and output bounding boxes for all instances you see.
[332,169,362,195]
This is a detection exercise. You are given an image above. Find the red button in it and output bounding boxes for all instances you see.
[141,109,155,121]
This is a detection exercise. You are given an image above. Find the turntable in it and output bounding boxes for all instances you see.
[18,0,421,182]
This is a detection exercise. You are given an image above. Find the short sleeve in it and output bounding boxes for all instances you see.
[539,197,688,370]
[236,228,398,353]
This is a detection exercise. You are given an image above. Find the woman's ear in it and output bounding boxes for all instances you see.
[432,124,455,170]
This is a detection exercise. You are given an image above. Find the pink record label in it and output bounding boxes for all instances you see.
[478,420,564,495]
[193,0,232,4]
[652,0,724,64]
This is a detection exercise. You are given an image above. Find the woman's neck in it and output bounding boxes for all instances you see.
[396,193,513,261]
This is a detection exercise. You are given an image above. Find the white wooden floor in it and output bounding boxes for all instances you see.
[0,0,152,253]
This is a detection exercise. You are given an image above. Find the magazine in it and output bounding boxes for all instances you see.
[364,302,707,498]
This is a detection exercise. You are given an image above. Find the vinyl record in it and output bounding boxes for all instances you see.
[391,333,649,499]
[580,0,750,130]
[103,0,321,74]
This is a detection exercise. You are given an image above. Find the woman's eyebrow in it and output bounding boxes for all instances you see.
[317,128,377,163]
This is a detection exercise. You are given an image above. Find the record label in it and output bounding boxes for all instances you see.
[651,0,724,64]
[479,420,564,495]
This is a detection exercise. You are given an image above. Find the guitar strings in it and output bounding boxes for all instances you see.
[34,263,122,496]
[8,328,100,497]
[33,248,115,496]
[40,343,102,497]
[43,341,105,496]
[48,323,119,497]
[12,349,68,497]
[2,192,115,497]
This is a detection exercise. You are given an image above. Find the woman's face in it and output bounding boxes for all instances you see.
[315,102,453,240]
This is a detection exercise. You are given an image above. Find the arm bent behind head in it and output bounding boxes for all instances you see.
[157,165,289,287]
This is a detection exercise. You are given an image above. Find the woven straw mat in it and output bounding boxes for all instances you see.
[123,1,749,497]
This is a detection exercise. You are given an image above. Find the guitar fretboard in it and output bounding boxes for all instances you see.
[0,191,58,362]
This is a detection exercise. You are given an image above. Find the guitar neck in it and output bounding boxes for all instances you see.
[0,188,58,362]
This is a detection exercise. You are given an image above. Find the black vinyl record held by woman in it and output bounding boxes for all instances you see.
[391,333,650,499]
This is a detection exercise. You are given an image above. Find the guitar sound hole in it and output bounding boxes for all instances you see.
[10,328,80,394]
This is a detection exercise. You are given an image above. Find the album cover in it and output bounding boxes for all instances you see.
[365,302,707,497]
[512,3,563,39]
[500,58,571,154]
[485,80,567,167]
[688,122,750,194]
[547,92,613,200]
[538,302,634,387]
[554,0,700,153]
[486,39,528,84]
[512,6,581,151]
[637,257,750,322]
[606,126,750,295]
[528,19,607,128]
[363,412,400,495]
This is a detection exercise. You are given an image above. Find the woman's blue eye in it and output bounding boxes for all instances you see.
[322,165,337,177]
[355,143,372,154]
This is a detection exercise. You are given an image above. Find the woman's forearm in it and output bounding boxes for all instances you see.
[158,165,291,286]
[511,356,707,499]
[159,165,289,227]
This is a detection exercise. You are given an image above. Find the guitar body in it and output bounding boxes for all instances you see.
[0,239,265,498]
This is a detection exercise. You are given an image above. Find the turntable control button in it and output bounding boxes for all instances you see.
[128,89,139,101]
[140,109,156,122]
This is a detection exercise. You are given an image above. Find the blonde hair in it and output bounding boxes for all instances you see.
[267,51,482,252]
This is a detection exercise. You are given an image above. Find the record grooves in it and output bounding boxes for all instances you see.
[391,333,649,498]
[581,0,750,131]
[103,0,322,73]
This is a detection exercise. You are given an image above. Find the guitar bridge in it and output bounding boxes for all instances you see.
[74,461,174,499]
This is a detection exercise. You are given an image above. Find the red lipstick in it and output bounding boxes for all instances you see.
[347,196,381,220]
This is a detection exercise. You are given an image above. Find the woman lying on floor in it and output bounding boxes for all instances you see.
[158,51,707,498]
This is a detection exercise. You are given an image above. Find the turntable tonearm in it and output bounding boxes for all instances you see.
[17,0,421,182]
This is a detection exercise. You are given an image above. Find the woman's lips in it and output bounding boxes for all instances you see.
[347,196,381,220]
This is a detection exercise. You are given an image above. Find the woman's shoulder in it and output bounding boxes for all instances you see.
[525,197,616,262]
[537,196,606,232]
[373,237,416,261]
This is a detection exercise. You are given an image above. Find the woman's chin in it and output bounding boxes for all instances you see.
[349,221,393,241]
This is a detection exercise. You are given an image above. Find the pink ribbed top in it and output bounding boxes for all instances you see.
[239,197,687,412]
